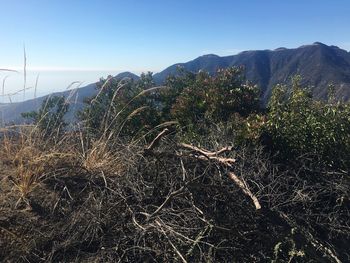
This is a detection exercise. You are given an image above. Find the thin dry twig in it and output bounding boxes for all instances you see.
[144,128,169,153]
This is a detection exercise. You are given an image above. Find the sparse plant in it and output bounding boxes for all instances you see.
[79,74,163,143]
[21,95,69,140]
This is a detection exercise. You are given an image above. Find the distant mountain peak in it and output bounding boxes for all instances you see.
[298,42,329,49]
[274,47,287,51]
[153,42,350,103]
[313,41,327,46]
[114,71,140,80]
[200,54,220,58]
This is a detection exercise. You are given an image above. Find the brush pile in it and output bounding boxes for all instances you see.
[0,127,349,262]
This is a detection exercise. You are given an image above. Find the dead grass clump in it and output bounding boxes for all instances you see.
[0,127,78,207]
[81,140,125,175]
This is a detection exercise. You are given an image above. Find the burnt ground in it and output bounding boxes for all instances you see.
[0,150,349,262]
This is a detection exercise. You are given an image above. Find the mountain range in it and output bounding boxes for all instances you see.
[153,42,350,101]
[1,42,350,124]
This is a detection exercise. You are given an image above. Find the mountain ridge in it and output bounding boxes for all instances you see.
[1,42,350,124]
[153,42,350,101]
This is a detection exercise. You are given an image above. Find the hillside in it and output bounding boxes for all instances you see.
[153,42,350,102]
[1,42,350,124]
[0,83,97,124]
[0,72,138,124]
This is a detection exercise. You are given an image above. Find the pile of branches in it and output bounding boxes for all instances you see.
[0,129,349,262]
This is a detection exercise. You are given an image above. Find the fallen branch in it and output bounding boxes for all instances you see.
[180,143,236,167]
[179,144,261,209]
[144,133,260,210]
[228,172,261,210]
[180,143,233,157]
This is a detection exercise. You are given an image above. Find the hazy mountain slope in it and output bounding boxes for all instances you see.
[267,43,350,100]
[154,42,350,102]
[0,83,97,124]
[0,72,140,125]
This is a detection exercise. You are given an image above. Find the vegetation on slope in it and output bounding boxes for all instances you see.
[0,67,349,262]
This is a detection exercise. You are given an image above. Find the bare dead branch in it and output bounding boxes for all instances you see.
[180,143,233,157]
[228,172,261,210]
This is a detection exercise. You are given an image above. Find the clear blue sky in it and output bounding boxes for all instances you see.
[1,0,349,72]
[0,0,350,102]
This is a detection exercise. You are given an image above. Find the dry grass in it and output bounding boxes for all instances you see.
[81,139,126,175]
[0,123,349,262]
[0,78,153,204]
[0,127,77,207]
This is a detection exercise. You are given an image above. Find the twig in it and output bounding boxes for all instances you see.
[186,224,211,257]
[144,128,169,153]
[155,219,188,263]
[168,238,188,263]
[180,143,233,157]
[149,186,185,219]
[180,159,186,181]
[180,143,236,166]
[228,172,261,210]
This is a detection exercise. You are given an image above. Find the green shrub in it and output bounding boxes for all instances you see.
[161,67,261,142]
[263,77,350,169]
[170,67,260,126]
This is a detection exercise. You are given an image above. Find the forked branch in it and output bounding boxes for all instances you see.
[144,131,261,210]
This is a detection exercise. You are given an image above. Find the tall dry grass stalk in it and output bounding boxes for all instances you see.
[34,73,39,99]
[23,45,27,101]
[101,84,168,141]
[76,80,169,175]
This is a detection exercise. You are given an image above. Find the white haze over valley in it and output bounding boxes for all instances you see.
[0,70,123,103]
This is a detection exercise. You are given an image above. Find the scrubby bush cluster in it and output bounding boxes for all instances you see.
[0,67,349,262]
[263,77,350,169]
[80,67,350,171]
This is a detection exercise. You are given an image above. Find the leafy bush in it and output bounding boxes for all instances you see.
[262,77,350,169]
[169,67,260,126]
[155,67,261,142]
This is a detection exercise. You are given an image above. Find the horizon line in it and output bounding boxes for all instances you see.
[0,66,160,74]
